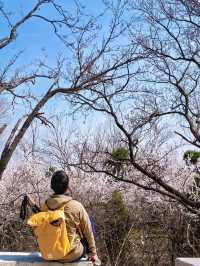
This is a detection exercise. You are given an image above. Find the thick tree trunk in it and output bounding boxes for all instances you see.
[0,89,53,179]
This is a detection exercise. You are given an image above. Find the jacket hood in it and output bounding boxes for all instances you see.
[45,194,72,210]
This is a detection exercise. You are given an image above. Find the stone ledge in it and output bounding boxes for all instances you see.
[0,252,92,266]
[175,258,200,266]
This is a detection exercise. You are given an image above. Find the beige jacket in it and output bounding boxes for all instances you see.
[40,194,96,262]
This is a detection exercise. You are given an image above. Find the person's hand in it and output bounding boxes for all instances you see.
[88,254,101,265]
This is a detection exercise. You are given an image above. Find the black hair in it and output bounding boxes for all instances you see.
[51,170,69,194]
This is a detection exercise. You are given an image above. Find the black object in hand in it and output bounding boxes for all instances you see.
[20,194,40,220]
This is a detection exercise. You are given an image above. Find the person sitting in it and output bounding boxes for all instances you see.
[39,170,101,264]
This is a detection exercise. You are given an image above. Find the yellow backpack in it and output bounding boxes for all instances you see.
[27,205,70,260]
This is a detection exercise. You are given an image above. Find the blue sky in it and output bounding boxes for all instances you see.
[0,0,111,154]
[1,0,105,67]
[1,1,102,98]
[1,0,112,104]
